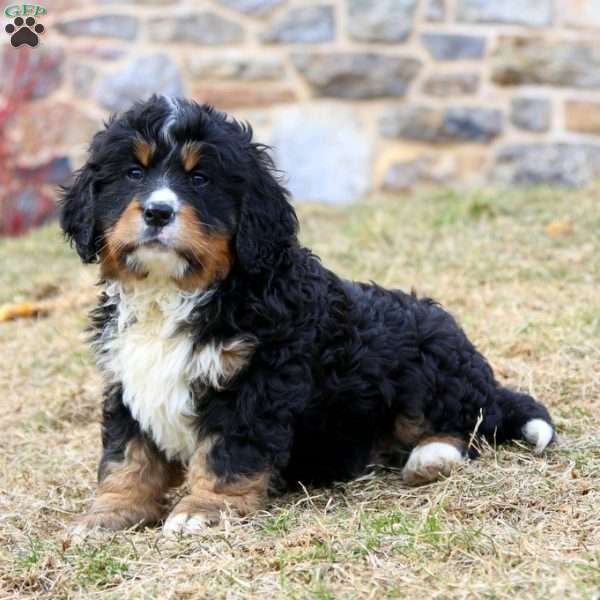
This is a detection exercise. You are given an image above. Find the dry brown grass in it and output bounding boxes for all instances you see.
[0,187,599,600]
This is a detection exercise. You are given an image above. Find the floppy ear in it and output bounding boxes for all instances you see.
[235,144,298,274]
[60,163,98,263]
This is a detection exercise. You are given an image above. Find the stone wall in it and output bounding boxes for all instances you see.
[3,0,600,202]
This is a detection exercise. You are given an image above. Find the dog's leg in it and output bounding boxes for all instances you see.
[163,363,305,536]
[73,436,180,533]
[401,434,467,486]
[72,385,182,534]
[163,437,270,536]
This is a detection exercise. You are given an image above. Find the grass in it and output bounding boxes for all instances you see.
[0,186,599,599]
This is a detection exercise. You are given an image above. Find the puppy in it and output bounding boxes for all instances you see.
[61,96,554,535]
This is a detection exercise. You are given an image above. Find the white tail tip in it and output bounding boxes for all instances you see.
[522,419,554,454]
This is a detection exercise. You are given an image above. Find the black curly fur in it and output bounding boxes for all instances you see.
[63,96,553,492]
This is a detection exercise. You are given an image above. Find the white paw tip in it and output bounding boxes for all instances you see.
[67,522,106,544]
[522,419,554,454]
[68,524,91,542]
[402,441,465,484]
[163,513,210,537]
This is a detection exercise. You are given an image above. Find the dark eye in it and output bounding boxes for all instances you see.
[191,172,208,185]
[127,167,144,181]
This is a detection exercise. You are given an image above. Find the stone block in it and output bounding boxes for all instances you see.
[422,33,486,60]
[494,143,600,186]
[56,15,139,40]
[216,0,285,16]
[565,100,600,135]
[492,37,600,89]
[383,155,456,190]
[193,84,296,108]
[510,98,551,132]
[95,54,184,112]
[72,45,128,60]
[292,52,421,99]
[380,105,503,143]
[422,73,479,96]
[457,0,552,26]
[270,105,372,203]
[147,13,244,45]
[261,6,334,43]
[443,107,503,142]
[347,0,416,43]
[71,63,96,98]
[426,0,446,22]
[15,156,72,185]
[188,52,285,81]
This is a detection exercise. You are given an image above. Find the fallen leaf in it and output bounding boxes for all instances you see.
[545,220,573,238]
[0,301,49,322]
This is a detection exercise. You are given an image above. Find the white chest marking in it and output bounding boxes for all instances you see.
[98,283,253,462]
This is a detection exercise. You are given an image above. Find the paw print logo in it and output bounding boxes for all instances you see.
[5,16,45,48]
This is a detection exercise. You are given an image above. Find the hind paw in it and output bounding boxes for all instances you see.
[402,437,466,485]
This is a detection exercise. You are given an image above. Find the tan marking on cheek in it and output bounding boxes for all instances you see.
[174,205,233,291]
[181,141,203,172]
[167,437,269,524]
[75,438,183,532]
[100,199,145,281]
[133,136,156,168]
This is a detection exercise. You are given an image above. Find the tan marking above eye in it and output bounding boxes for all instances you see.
[181,141,203,172]
[133,136,156,168]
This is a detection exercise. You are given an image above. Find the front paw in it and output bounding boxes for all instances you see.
[163,496,221,537]
[69,510,135,540]
[70,497,165,538]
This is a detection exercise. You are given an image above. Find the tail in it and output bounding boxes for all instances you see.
[484,388,555,454]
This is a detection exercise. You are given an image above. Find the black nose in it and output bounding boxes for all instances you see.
[143,203,175,228]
